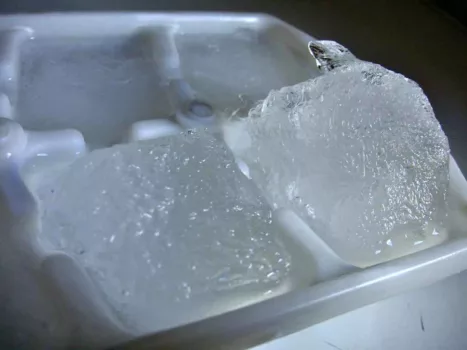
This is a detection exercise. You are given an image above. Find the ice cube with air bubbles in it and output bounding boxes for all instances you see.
[37,130,312,334]
[225,40,451,267]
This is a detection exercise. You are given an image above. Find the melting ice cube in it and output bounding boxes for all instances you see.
[37,130,295,333]
[226,41,450,267]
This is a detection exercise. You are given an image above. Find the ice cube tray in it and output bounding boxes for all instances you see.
[0,13,466,350]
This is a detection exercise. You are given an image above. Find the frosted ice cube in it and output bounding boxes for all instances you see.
[227,42,450,267]
[37,130,293,333]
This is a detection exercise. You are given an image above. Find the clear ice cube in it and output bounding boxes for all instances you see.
[227,47,450,267]
[37,131,294,333]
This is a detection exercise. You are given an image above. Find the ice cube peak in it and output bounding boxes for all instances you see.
[308,40,357,72]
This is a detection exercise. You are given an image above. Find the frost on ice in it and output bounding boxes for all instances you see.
[226,40,450,266]
[37,130,292,333]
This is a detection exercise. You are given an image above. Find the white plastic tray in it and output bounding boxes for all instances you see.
[0,13,466,350]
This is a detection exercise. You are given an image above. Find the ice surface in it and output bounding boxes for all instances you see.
[17,37,173,148]
[176,30,316,119]
[37,131,294,333]
[227,44,450,267]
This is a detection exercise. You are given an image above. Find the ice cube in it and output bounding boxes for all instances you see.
[227,43,450,267]
[37,130,293,333]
